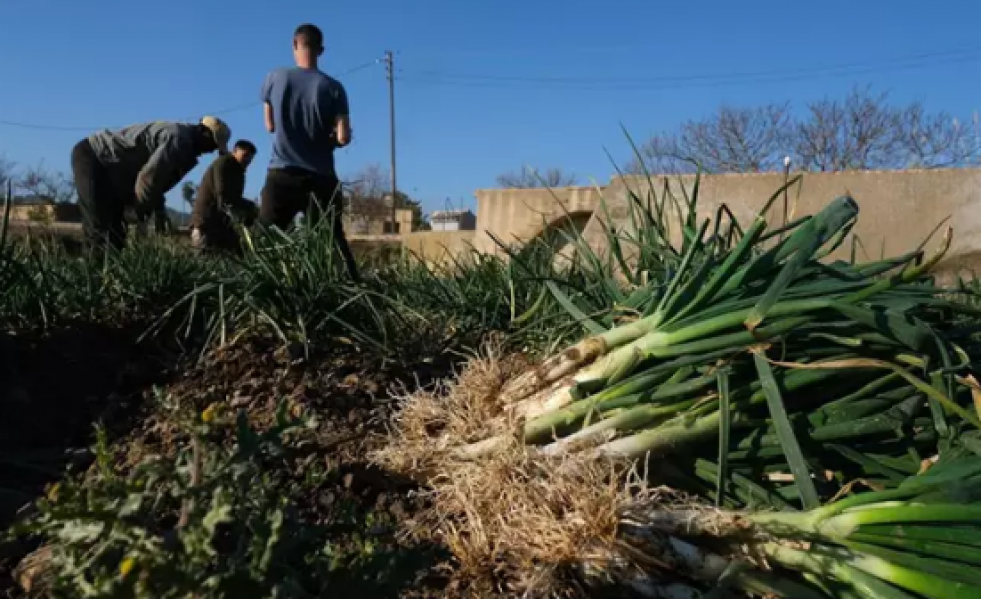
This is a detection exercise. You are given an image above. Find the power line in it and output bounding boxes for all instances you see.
[0,59,382,132]
[411,45,981,84]
[399,42,642,61]
[405,46,981,85]
[399,46,981,91]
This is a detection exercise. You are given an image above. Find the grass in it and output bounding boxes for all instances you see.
[1,205,613,357]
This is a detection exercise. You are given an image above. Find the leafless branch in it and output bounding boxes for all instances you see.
[496,166,579,188]
[795,87,901,171]
[628,86,981,174]
[339,163,394,233]
[628,103,793,174]
[895,104,979,169]
[0,155,15,188]
[16,162,76,203]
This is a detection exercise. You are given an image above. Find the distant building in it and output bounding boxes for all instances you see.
[5,195,82,223]
[342,201,414,235]
[430,209,476,232]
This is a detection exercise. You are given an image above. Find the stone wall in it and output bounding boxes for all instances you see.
[471,185,605,254]
[401,230,478,266]
[579,168,981,280]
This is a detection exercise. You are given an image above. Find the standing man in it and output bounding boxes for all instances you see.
[190,139,259,254]
[70,117,232,249]
[258,23,360,282]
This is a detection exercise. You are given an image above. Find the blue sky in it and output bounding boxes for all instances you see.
[1,0,979,216]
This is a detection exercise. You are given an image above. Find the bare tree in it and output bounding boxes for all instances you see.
[0,155,15,189]
[344,163,388,200]
[628,103,793,174]
[795,87,904,171]
[342,163,391,233]
[893,104,977,169]
[797,87,979,171]
[17,162,76,203]
[496,166,579,188]
[627,87,980,175]
[342,163,429,232]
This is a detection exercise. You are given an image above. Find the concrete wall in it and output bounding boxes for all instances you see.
[6,202,79,223]
[581,169,981,279]
[7,204,53,222]
[472,185,604,254]
[402,230,478,266]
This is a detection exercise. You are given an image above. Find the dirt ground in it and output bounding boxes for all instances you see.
[0,322,468,598]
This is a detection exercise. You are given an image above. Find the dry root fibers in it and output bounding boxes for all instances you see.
[372,342,745,598]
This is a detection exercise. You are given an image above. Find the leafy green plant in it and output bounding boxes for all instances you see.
[9,397,334,598]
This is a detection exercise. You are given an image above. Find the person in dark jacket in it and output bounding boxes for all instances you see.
[258,23,360,282]
[70,116,232,249]
[190,139,259,254]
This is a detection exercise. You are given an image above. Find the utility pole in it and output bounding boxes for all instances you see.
[383,50,398,234]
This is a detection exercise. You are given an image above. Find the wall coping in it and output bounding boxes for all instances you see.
[473,185,601,194]
[475,167,981,201]
[612,166,981,183]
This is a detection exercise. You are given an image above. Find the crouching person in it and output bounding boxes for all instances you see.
[71,116,231,249]
[190,139,259,254]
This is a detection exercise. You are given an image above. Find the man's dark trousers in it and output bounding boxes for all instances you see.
[259,167,360,282]
[71,139,126,250]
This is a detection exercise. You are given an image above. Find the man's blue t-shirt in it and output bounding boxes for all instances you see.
[260,67,349,178]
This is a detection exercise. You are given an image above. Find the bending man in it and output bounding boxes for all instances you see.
[258,23,359,281]
[71,116,232,249]
[190,139,259,254]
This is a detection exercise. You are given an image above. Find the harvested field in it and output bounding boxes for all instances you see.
[0,205,582,598]
[0,334,454,597]
[3,179,981,598]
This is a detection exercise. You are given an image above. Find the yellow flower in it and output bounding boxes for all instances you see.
[46,482,60,501]
[201,403,220,423]
[119,556,136,577]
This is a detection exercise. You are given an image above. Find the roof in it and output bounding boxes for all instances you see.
[431,209,475,219]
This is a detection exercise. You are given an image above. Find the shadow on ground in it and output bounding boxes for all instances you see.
[0,321,178,596]
[0,322,176,525]
[0,325,461,598]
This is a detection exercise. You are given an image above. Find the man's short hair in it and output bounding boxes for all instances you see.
[234,139,257,155]
[293,24,324,50]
